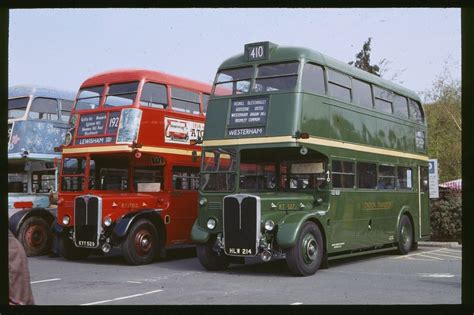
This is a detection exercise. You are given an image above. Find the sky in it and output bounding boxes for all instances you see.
[9,8,460,102]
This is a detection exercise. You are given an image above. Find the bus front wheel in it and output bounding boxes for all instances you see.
[122,219,159,265]
[196,239,229,271]
[19,216,52,256]
[397,215,413,255]
[286,221,323,276]
[59,235,91,260]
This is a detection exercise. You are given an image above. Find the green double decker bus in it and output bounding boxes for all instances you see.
[191,42,430,276]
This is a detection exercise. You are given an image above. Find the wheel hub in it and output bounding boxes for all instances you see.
[134,230,152,256]
[401,226,410,246]
[25,225,45,248]
[302,234,318,263]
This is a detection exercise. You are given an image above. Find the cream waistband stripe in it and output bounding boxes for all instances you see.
[62,145,201,156]
[202,136,428,161]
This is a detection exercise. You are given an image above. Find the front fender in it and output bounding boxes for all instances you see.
[276,211,326,249]
[9,208,55,237]
[190,219,211,244]
[111,209,163,243]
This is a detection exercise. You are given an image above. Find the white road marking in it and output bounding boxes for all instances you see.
[126,281,143,284]
[395,248,445,259]
[81,289,163,305]
[439,248,462,253]
[414,253,445,260]
[291,302,303,305]
[426,251,462,259]
[418,273,456,278]
[30,278,61,284]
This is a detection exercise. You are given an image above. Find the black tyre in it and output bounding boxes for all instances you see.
[286,221,324,276]
[122,219,159,265]
[196,239,229,271]
[59,234,91,260]
[397,215,413,255]
[18,216,52,256]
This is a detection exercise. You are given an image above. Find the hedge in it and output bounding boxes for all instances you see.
[429,189,462,243]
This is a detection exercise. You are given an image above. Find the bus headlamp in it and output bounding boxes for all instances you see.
[207,218,216,230]
[199,197,207,206]
[62,215,70,225]
[264,220,275,231]
[104,216,112,227]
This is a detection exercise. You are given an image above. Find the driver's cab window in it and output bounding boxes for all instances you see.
[281,161,327,191]
[88,156,129,191]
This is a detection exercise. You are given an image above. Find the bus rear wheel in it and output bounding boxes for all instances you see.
[196,239,229,271]
[19,216,52,256]
[286,221,323,276]
[59,235,91,260]
[397,215,413,255]
[122,219,158,265]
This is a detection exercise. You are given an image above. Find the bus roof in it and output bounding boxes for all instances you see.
[219,43,421,101]
[9,85,76,101]
[81,68,213,93]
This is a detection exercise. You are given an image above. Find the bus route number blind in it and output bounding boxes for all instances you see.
[245,42,269,61]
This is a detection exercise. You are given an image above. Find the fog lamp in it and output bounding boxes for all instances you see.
[207,218,216,230]
[264,220,275,231]
[62,215,70,225]
[199,197,208,206]
[104,216,112,227]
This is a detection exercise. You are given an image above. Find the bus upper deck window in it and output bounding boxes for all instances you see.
[28,97,59,120]
[171,87,201,115]
[104,82,139,107]
[373,86,393,114]
[75,86,104,111]
[254,62,299,93]
[140,82,168,109]
[8,97,30,119]
[60,100,74,122]
[302,63,325,95]
[213,67,253,96]
[393,94,409,118]
[202,94,210,114]
[408,99,424,124]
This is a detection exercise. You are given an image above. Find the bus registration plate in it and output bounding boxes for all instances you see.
[227,248,253,256]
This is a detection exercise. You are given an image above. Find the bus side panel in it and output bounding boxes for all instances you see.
[327,192,358,252]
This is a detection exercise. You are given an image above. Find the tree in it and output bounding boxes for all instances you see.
[348,37,381,76]
[423,68,461,182]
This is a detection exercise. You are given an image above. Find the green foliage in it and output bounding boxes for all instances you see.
[423,71,461,182]
[348,37,381,76]
[429,190,462,242]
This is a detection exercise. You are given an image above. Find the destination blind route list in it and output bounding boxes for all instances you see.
[228,97,268,137]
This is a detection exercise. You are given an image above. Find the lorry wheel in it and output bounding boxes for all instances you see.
[397,215,413,255]
[286,221,323,276]
[59,235,91,260]
[19,216,52,256]
[122,219,158,265]
[196,240,229,271]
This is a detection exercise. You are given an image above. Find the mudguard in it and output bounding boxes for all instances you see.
[276,211,326,249]
[190,219,211,244]
[111,209,164,243]
[9,208,55,237]
[395,206,417,242]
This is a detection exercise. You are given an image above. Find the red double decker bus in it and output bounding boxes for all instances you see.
[53,69,211,265]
